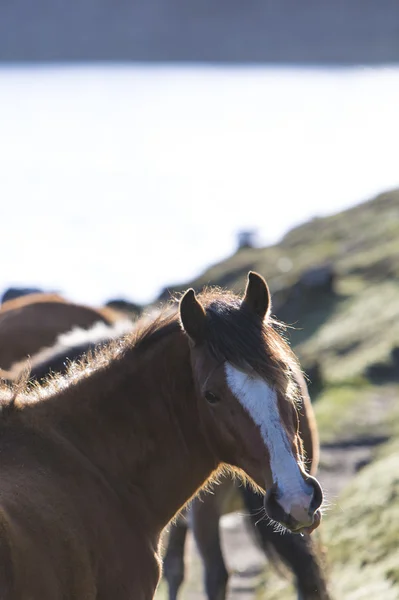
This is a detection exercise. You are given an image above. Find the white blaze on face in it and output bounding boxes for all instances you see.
[224,362,309,514]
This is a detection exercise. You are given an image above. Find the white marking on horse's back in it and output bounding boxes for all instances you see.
[224,362,309,510]
[5,318,136,380]
[57,318,134,348]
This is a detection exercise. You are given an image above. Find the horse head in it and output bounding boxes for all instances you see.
[179,271,323,534]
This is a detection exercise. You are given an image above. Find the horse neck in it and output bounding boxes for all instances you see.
[33,329,218,533]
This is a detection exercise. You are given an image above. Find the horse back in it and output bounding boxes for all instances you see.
[0,293,66,313]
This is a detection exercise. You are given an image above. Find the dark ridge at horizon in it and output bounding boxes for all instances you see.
[1,1,399,64]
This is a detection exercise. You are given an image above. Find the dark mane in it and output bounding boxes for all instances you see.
[0,288,300,410]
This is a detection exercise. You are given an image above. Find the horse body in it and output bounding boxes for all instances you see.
[0,320,217,598]
[0,274,324,599]
[0,427,159,599]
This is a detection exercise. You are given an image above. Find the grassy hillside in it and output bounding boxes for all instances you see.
[164,189,399,383]
[158,188,399,599]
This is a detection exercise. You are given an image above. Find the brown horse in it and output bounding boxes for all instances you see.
[0,292,125,370]
[24,348,330,600]
[163,367,330,600]
[17,329,328,599]
[0,273,324,599]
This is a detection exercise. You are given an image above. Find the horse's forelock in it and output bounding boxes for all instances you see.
[196,292,300,407]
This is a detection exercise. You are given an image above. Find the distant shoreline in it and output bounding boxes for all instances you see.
[2,61,399,68]
[1,1,399,65]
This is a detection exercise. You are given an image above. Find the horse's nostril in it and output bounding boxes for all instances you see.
[264,477,323,532]
[307,476,323,514]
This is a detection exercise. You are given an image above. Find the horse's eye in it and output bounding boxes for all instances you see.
[204,390,220,404]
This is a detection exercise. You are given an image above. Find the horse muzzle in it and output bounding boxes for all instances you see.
[264,476,323,534]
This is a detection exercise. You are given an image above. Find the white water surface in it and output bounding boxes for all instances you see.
[1,65,399,305]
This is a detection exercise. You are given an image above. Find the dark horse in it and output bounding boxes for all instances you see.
[0,273,324,599]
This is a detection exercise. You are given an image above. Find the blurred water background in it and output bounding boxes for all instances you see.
[2,64,399,304]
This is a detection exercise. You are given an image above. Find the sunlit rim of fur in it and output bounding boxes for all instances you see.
[168,461,263,529]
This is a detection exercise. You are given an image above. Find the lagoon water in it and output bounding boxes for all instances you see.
[1,65,399,305]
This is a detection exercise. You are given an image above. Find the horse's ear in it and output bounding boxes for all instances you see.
[179,289,207,343]
[242,271,271,320]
